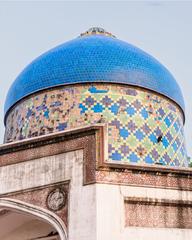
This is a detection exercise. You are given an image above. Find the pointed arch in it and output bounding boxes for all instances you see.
[0,198,67,240]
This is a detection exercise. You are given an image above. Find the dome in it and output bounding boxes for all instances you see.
[4,28,187,167]
[4,28,185,120]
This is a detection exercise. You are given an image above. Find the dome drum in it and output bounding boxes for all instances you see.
[4,83,187,167]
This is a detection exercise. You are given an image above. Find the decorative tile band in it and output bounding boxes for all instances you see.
[4,84,187,167]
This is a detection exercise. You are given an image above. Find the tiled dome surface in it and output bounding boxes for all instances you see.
[4,34,185,119]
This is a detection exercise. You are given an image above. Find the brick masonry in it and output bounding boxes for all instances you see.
[6,183,69,227]
[1,126,192,190]
[0,126,192,231]
[124,197,192,228]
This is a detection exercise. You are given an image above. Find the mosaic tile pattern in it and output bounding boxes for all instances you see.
[4,84,188,167]
[5,34,185,115]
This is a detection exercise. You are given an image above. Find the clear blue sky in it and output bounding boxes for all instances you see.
[0,1,191,157]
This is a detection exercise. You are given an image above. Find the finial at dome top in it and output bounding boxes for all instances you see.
[80,27,116,38]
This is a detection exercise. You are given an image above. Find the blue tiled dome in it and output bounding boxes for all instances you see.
[4,31,185,118]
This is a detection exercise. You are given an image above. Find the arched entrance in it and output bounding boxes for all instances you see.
[0,198,67,240]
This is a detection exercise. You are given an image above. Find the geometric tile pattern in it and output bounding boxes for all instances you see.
[4,84,188,167]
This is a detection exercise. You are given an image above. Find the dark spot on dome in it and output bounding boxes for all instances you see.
[157,135,163,143]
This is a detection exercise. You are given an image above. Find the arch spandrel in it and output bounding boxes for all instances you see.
[0,198,67,240]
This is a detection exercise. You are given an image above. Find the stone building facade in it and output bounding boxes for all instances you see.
[0,28,191,239]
